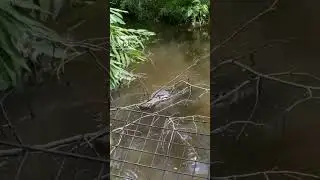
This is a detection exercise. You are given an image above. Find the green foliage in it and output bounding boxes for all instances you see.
[110,8,155,90]
[181,0,209,27]
[111,0,209,26]
[0,0,67,91]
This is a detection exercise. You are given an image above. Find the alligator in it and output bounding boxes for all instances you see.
[138,81,256,111]
[138,83,190,111]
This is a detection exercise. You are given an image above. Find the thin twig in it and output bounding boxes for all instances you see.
[0,140,109,163]
[212,0,279,53]
[211,170,320,179]
[15,151,28,180]
[212,121,264,134]
[237,77,261,139]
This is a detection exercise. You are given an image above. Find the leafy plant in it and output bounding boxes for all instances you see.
[0,0,69,90]
[0,0,100,91]
[181,0,209,27]
[110,8,155,90]
[111,0,209,27]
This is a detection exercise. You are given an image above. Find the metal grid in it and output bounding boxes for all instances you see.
[110,80,211,180]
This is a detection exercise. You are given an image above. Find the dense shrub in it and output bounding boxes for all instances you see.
[111,0,209,27]
[110,8,155,89]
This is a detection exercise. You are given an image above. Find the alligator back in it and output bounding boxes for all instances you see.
[138,82,191,111]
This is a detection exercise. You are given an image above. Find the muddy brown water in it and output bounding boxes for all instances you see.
[0,2,210,180]
[110,24,210,180]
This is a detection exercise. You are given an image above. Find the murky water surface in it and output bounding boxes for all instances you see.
[110,25,210,179]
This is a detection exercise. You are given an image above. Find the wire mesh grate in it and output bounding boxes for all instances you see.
[110,80,211,180]
[0,77,210,180]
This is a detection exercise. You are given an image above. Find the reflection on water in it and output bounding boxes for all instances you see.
[110,26,210,180]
